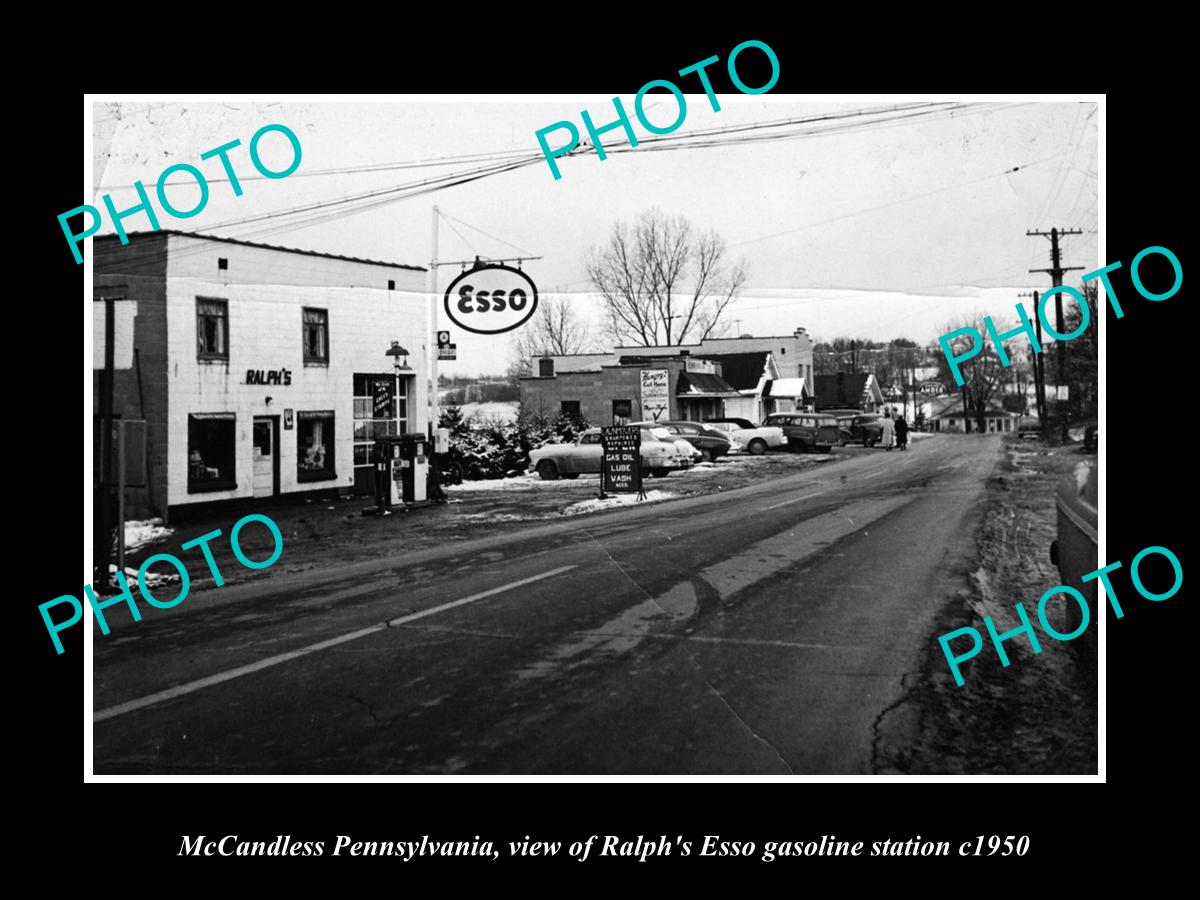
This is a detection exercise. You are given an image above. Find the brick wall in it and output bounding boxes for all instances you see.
[521,362,688,426]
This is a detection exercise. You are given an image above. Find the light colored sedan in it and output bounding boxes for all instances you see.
[652,427,702,463]
[704,418,786,455]
[529,427,693,480]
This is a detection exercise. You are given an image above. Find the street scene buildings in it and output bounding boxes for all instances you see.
[88,98,1100,775]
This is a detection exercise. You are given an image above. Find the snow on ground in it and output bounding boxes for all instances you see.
[447,473,575,491]
[125,518,173,551]
[562,490,677,516]
[910,431,934,441]
[458,401,519,423]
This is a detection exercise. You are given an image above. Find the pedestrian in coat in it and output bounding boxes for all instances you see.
[895,414,909,450]
[879,410,896,450]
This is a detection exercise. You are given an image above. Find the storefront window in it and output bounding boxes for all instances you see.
[188,413,236,492]
[297,411,336,481]
[353,374,409,491]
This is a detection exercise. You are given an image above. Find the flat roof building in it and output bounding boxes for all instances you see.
[93,231,428,522]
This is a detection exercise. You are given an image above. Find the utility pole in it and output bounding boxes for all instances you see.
[1018,290,1048,438]
[850,339,857,374]
[428,205,439,439]
[1028,227,1083,442]
[97,296,115,588]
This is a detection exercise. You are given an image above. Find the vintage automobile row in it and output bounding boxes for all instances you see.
[526,412,900,481]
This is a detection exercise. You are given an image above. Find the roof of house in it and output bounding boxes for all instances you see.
[694,352,770,391]
[764,377,809,398]
[814,373,872,408]
[676,371,740,397]
[94,229,426,271]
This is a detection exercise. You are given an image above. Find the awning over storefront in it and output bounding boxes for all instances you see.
[764,377,809,399]
[676,371,740,398]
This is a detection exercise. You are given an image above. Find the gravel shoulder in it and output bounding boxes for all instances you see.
[875,436,1099,774]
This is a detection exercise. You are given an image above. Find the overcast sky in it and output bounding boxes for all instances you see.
[91,98,1099,375]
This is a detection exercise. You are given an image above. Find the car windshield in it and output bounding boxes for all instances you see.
[650,427,672,441]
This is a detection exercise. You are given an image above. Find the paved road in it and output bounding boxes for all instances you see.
[93,435,1001,774]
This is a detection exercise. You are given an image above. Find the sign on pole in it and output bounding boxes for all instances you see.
[601,425,642,497]
[639,369,669,422]
[437,330,457,361]
[919,381,947,395]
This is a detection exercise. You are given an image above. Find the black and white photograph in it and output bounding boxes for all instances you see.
[82,94,1103,777]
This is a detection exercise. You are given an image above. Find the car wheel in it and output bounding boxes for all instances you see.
[536,460,560,481]
[748,439,767,455]
[865,438,875,448]
[562,473,580,480]
[699,448,713,462]
[649,468,669,478]
[444,461,463,485]
[837,439,846,448]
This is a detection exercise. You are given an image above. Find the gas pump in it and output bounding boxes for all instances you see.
[370,433,433,511]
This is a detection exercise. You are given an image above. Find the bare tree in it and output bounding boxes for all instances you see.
[586,208,747,347]
[507,291,594,377]
[936,316,1006,433]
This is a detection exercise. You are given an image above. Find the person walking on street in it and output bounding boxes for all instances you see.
[879,409,896,451]
[895,413,909,451]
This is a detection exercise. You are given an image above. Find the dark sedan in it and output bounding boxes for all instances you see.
[631,420,734,461]
[838,414,886,447]
[763,412,841,452]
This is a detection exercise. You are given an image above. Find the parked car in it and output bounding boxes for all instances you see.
[703,417,787,455]
[763,412,841,452]
[631,420,734,461]
[837,413,886,447]
[1017,416,1041,438]
[528,427,692,480]
[652,427,702,462]
[1049,460,1098,679]
[1083,425,1097,454]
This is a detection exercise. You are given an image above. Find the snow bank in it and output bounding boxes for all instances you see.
[125,518,173,551]
[447,473,596,492]
[562,490,676,516]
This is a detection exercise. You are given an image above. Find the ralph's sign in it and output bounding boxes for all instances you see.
[444,263,538,335]
[245,368,292,385]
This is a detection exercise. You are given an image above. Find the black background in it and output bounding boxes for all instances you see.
[24,23,1187,883]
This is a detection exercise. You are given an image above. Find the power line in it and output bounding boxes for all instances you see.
[439,211,535,257]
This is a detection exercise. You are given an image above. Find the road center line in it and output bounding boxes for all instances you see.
[94,565,578,724]
[764,490,826,510]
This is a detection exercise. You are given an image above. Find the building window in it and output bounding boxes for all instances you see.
[353,373,407,472]
[196,298,229,360]
[561,400,581,420]
[302,307,329,364]
[539,358,555,377]
[612,399,632,425]
[298,411,336,481]
[187,413,236,492]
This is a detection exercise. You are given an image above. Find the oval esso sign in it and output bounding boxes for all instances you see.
[444,264,539,335]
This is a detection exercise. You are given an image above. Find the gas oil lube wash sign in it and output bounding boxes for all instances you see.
[444,263,538,335]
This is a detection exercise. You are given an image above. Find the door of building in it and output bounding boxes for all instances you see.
[252,416,278,497]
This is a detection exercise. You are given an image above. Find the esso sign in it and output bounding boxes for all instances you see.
[443,264,539,335]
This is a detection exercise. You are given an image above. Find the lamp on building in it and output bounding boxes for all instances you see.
[386,341,412,374]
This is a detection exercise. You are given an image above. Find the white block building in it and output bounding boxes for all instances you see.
[94,231,428,521]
